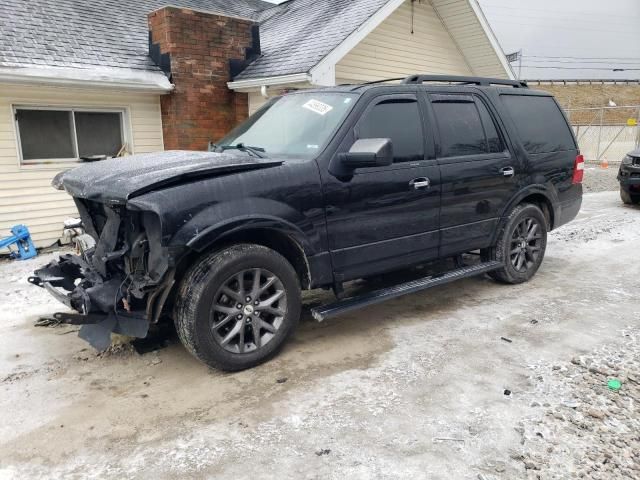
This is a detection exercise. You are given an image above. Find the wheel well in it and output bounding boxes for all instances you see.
[520,194,554,230]
[183,229,312,290]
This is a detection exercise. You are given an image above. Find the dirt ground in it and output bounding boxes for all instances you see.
[581,164,621,194]
[1,188,639,479]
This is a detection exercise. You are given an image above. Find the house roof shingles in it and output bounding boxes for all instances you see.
[0,0,270,73]
[0,0,391,82]
[236,0,390,80]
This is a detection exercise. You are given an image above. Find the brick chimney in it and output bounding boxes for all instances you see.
[148,7,259,150]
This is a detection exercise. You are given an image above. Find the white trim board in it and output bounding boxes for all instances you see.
[0,66,174,93]
[309,0,406,86]
[465,0,515,80]
[228,73,311,91]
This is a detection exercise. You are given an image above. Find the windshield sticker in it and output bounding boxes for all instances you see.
[307,144,319,149]
[302,99,334,116]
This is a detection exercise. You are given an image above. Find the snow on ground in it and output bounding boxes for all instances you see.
[0,190,639,479]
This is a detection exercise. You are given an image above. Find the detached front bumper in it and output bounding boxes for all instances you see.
[29,254,150,350]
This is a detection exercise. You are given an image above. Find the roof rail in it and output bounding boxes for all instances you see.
[402,75,528,88]
[349,77,407,90]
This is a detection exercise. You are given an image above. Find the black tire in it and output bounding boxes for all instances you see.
[174,244,301,371]
[486,203,548,284]
[620,188,640,205]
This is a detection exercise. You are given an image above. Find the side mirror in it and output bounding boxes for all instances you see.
[338,138,393,169]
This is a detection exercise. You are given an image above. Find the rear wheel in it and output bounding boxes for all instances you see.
[485,203,547,284]
[620,188,640,205]
[174,244,301,371]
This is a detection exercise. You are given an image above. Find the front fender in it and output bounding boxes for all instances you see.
[169,197,320,256]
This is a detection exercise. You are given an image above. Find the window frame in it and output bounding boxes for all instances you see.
[352,93,429,172]
[427,92,510,165]
[12,104,131,168]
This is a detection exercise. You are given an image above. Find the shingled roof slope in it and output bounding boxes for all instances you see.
[235,0,390,80]
[0,0,271,73]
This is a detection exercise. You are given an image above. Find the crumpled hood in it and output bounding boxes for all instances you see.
[54,150,283,203]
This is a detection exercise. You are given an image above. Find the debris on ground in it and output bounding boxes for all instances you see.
[516,327,640,479]
[34,316,62,327]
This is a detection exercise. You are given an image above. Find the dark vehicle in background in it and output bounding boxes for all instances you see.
[618,149,640,204]
[31,75,583,371]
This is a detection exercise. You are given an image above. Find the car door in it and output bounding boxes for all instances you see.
[426,92,521,256]
[322,93,441,282]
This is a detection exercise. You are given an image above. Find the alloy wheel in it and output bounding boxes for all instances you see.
[509,217,543,273]
[210,268,287,354]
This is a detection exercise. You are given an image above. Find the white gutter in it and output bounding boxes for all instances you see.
[227,73,311,91]
[0,66,174,93]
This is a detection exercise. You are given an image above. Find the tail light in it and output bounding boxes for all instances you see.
[572,154,584,184]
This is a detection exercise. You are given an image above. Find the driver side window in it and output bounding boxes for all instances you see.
[356,98,424,163]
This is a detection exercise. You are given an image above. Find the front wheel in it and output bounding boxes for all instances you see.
[485,203,548,284]
[174,244,301,371]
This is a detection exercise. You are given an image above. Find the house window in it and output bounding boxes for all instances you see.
[14,107,126,165]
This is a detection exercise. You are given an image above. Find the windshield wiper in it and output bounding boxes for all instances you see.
[218,143,267,159]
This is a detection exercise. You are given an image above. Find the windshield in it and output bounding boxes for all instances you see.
[218,92,357,159]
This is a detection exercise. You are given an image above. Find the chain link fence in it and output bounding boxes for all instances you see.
[565,105,640,165]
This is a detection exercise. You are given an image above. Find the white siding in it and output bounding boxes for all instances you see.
[431,0,510,78]
[336,0,472,83]
[0,84,164,247]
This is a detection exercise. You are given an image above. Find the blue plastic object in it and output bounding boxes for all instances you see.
[0,224,37,260]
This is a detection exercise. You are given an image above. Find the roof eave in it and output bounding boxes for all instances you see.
[227,72,311,91]
[0,66,174,93]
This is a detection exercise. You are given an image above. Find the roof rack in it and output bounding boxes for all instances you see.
[401,74,528,88]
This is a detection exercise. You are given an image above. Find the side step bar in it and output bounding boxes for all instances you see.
[311,261,502,322]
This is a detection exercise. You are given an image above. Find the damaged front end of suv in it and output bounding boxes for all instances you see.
[30,196,174,350]
[29,150,283,350]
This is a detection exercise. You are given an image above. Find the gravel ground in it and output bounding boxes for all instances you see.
[516,328,640,479]
[582,164,620,194]
[0,191,638,479]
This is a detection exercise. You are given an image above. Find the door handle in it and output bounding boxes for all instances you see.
[409,177,430,189]
[500,166,515,177]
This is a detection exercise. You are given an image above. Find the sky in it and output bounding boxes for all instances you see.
[477,0,640,80]
[262,0,640,80]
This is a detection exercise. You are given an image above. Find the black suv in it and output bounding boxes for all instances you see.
[31,75,583,371]
[618,148,640,204]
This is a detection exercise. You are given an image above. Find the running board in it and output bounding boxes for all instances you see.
[311,261,502,322]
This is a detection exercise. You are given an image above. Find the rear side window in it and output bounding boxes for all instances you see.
[357,98,424,162]
[501,95,575,154]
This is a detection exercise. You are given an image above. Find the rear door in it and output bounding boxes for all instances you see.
[499,93,581,228]
[426,92,521,256]
[323,93,441,281]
